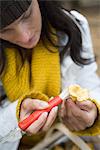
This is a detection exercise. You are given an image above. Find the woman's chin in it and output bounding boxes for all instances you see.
[22,43,37,49]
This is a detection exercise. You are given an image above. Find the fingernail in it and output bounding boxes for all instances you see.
[53,106,58,112]
[43,112,48,117]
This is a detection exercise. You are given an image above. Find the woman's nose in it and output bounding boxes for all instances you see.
[16,24,32,44]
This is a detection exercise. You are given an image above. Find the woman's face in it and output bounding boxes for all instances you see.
[0,0,42,49]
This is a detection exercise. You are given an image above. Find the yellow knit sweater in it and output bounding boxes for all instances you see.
[1,41,61,102]
[0,40,100,147]
[1,40,61,146]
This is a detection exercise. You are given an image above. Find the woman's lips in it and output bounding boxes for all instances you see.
[28,35,36,45]
[21,35,37,48]
[29,35,35,43]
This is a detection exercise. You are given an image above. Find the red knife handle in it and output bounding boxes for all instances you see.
[18,96,63,131]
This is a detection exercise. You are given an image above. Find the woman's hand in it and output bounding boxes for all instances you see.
[59,99,97,131]
[20,98,58,135]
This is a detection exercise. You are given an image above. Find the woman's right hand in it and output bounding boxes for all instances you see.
[19,98,58,135]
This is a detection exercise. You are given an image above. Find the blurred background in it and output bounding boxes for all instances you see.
[62,0,100,75]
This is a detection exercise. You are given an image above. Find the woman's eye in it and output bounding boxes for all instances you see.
[0,29,13,34]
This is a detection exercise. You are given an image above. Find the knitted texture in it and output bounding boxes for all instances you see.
[1,40,61,102]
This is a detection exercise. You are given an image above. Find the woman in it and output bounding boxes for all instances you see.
[0,0,100,149]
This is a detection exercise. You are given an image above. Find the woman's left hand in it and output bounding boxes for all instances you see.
[59,99,98,131]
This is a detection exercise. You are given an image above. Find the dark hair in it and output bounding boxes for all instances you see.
[0,1,91,76]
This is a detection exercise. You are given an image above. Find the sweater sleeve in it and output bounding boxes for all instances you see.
[0,81,22,142]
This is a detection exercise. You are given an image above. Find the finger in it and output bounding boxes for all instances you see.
[72,100,97,128]
[66,99,87,121]
[65,99,87,130]
[26,99,49,110]
[22,99,49,111]
[20,99,49,120]
[60,98,72,118]
[26,112,48,135]
[62,111,81,131]
[76,100,97,125]
[84,106,97,127]
[59,100,66,119]
[71,101,94,128]
[62,99,78,131]
[68,114,86,131]
[20,110,32,121]
[42,106,58,131]
[76,100,95,111]
[65,99,75,118]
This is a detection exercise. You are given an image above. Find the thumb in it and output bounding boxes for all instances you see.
[21,98,49,112]
[20,99,49,121]
[31,99,49,110]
